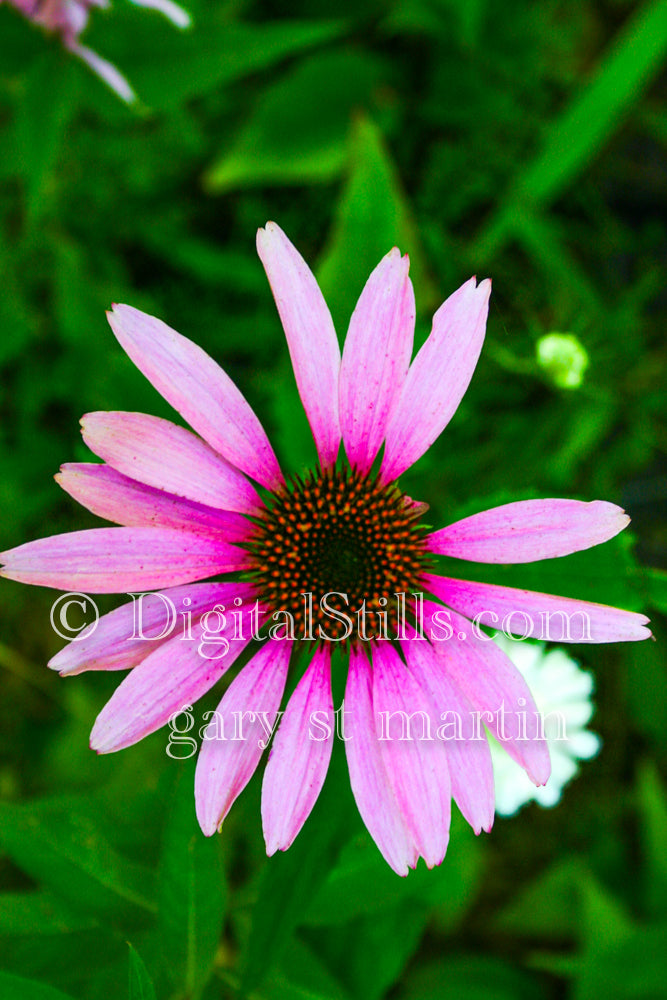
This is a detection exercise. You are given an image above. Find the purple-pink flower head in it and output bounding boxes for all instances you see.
[3,0,190,102]
[0,223,651,875]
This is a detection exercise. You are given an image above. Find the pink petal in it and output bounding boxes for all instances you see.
[424,572,651,643]
[90,617,253,753]
[371,642,451,868]
[262,646,334,854]
[380,278,491,482]
[401,638,495,833]
[128,0,191,28]
[66,43,135,102]
[49,582,256,675]
[195,640,292,836]
[339,249,415,474]
[0,527,248,593]
[107,306,282,491]
[344,647,417,876]
[81,412,261,515]
[57,464,251,540]
[422,600,551,785]
[428,499,630,563]
[256,222,341,468]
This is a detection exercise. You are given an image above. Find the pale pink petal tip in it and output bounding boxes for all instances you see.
[381,276,491,482]
[67,43,135,103]
[339,246,415,474]
[261,648,333,854]
[106,304,283,492]
[256,222,341,469]
[195,641,291,837]
[129,0,191,28]
[428,499,632,564]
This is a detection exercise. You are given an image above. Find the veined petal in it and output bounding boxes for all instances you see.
[422,600,551,785]
[344,647,416,876]
[424,572,651,643]
[107,305,282,490]
[401,638,495,834]
[128,0,191,28]
[57,463,251,540]
[80,411,261,515]
[381,277,491,482]
[0,527,248,593]
[90,618,252,753]
[195,640,292,836]
[262,646,334,854]
[257,222,341,468]
[339,249,415,474]
[428,499,630,563]
[49,582,256,676]
[372,642,451,868]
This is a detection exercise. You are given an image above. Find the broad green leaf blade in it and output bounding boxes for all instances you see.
[0,797,156,918]
[128,944,157,1000]
[0,971,76,1000]
[263,938,352,1000]
[158,763,227,998]
[516,0,667,207]
[95,11,346,109]
[240,746,353,996]
[637,760,667,918]
[304,812,482,927]
[205,50,386,192]
[0,892,98,935]
[574,924,667,1000]
[641,567,667,613]
[14,47,77,224]
[305,902,429,1000]
[472,0,667,259]
[317,114,436,333]
[398,954,540,1000]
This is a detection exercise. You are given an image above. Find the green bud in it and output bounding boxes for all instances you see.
[536,332,589,389]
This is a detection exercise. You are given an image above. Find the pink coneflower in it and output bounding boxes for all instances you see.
[3,0,190,102]
[0,223,650,874]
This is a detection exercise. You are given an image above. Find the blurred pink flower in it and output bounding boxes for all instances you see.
[0,223,650,874]
[3,0,190,101]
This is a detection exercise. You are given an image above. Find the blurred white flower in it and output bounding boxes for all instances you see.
[490,636,601,816]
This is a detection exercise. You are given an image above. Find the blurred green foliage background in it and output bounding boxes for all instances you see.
[1,0,667,997]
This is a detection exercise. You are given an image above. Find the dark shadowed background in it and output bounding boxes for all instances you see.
[1,1,666,998]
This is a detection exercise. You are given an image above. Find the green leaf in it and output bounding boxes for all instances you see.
[0,971,76,1000]
[317,114,437,334]
[574,924,667,1000]
[637,760,667,918]
[205,49,385,191]
[263,938,352,1000]
[14,47,77,223]
[304,812,481,927]
[158,763,227,998]
[240,746,353,996]
[0,797,156,918]
[641,567,667,614]
[0,892,98,936]
[398,955,540,1000]
[624,630,667,746]
[472,0,667,259]
[96,11,345,109]
[128,944,157,1000]
[304,901,429,1000]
